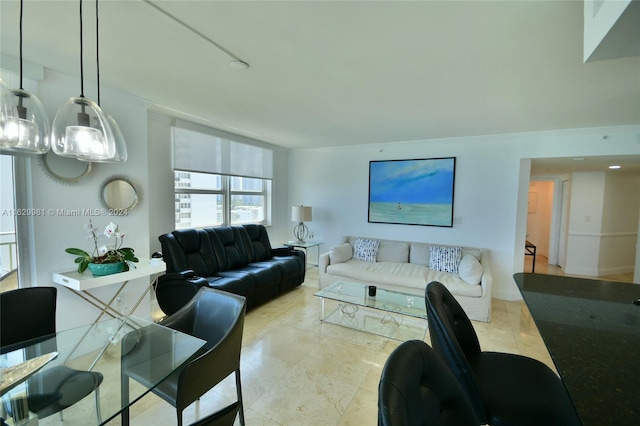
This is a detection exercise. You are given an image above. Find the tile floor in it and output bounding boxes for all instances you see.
[113,268,556,426]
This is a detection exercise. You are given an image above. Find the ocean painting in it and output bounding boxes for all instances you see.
[368,157,456,227]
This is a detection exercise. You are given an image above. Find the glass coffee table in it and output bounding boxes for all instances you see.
[314,280,428,341]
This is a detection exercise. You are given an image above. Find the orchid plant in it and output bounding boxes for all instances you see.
[65,220,138,273]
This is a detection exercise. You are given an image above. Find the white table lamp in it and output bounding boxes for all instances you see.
[292,205,312,242]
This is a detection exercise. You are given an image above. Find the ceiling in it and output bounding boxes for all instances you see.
[1,0,639,155]
[531,155,640,176]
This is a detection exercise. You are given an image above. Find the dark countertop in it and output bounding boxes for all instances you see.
[513,273,640,426]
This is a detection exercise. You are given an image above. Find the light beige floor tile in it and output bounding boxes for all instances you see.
[338,388,379,426]
[249,364,359,425]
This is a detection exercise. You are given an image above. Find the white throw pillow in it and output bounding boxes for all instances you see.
[329,243,353,264]
[352,238,380,263]
[458,254,483,285]
[429,245,463,273]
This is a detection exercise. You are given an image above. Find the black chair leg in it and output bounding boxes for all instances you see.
[235,369,245,426]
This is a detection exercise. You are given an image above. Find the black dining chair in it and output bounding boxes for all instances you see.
[0,287,104,421]
[378,339,479,426]
[425,281,581,426]
[122,287,246,426]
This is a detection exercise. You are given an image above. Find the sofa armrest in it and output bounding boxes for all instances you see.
[319,252,330,273]
[272,246,296,256]
[161,269,198,281]
[156,273,209,315]
[479,251,493,295]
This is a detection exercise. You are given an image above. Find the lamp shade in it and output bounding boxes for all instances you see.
[91,113,127,163]
[0,78,19,148]
[1,88,51,155]
[292,205,312,222]
[51,96,116,161]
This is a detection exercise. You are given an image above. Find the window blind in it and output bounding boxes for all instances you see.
[172,120,273,179]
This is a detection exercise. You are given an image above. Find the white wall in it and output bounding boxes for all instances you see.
[584,0,639,62]
[289,126,640,300]
[565,172,606,276]
[600,171,640,274]
[564,170,640,276]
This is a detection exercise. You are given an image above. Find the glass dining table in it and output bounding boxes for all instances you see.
[0,316,205,425]
[514,272,640,426]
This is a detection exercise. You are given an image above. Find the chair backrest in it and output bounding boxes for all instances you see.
[0,287,57,354]
[378,340,479,426]
[159,287,246,412]
[159,229,221,276]
[241,224,273,262]
[425,281,486,422]
[208,226,250,270]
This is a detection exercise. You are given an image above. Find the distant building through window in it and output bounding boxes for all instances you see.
[174,171,271,229]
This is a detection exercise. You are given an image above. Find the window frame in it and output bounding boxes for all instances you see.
[174,170,272,228]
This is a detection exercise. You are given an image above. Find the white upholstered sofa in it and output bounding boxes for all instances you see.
[318,236,492,322]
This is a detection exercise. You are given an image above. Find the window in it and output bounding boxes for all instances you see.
[171,121,274,229]
[174,171,271,229]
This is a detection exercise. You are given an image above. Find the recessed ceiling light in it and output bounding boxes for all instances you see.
[230,60,250,69]
[609,165,621,169]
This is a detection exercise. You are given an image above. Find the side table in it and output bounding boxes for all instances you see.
[283,241,323,269]
[52,258,166,324]
[525,240,537,273]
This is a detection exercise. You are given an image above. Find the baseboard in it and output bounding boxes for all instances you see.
[597,265,635,276]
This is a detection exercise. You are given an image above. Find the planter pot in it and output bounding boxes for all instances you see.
[87,261,125,277]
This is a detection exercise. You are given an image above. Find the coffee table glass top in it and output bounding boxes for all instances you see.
[315,281,428,341]
[315,280,427,319]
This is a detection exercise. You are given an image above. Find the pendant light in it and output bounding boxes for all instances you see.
[92,0,127,163]
[0,78,19,148]
[51,0,116,162]
[0,0,51,155]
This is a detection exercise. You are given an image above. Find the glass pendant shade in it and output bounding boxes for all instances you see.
[0,78,19,148]
[51,96,116,161]
[1,88,51,155]
[92,114,127,162]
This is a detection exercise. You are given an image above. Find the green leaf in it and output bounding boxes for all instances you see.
[66,248,90,257]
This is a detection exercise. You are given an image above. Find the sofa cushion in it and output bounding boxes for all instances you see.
[458,254,483,285]
[326,260,482,298]
[330,243,353,264]
[430,245,463,273]
[377,241,410,263]
[409,243,431,266]
[353,238,380,263]
[327,260,427,288]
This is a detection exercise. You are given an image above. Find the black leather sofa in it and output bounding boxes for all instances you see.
[156,224,306,315]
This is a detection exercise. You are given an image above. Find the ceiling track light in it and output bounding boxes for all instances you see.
[142,0,250,69]
[51,0,117,162]
[0,0,51,156]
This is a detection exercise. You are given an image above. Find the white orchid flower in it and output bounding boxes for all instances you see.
[98,245,108,255]
[104,222,118,238]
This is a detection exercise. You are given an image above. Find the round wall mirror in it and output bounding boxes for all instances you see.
[99,175,140,211]
[39,151,92,184]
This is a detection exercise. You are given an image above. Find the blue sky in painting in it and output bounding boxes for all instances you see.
[369,158,455,204]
